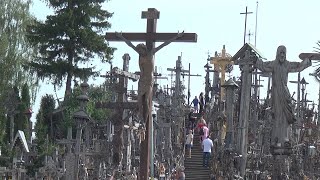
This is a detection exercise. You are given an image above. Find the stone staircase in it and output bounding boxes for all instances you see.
[184,135,211,180]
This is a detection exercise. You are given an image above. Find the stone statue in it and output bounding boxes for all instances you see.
[115,31,184,124]
[256,45,312,146]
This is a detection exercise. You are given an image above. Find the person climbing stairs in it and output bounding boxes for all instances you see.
[184,134,211,180]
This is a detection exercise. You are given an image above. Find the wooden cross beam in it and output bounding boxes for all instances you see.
[111,67,140,81]
[134,71,168,82]
[105,8,197,50]
[101,67,139,81]
[106,33,197,43]
[134,71,163,77]
[167,67,189,73]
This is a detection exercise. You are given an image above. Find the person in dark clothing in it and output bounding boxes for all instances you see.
[188,108,196,130]
[199,92,205,114]
[190,96,199,113]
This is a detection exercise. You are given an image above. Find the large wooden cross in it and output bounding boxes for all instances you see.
[106,9,197,50]
[105,8,197,179]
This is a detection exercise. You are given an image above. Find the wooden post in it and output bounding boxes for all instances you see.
[96,54,138,175]
[167,56,188,150]
[237,50,253,177]
[96,54,139,178]
[289,72,301,142]
[251,71,264,144]
[222,78,238,149]
[232,43,263,178]
[74,80,90,179]
[204,62,214,104]
[10,114,14,144]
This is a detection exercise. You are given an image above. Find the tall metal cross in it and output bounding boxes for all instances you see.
[240,6,253,45]
[105,8,197,180]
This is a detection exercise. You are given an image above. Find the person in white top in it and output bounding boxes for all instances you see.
[202,136,213,168]
[185,130,194,158]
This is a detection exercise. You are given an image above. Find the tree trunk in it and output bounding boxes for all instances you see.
[65,48,74,100]
[65,72,72,100]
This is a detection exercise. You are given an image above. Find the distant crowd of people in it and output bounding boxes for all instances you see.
[186,92,214,170]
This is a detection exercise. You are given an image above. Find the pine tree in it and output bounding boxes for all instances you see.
[27,94,55,176]
[27,0,115,100]
[35,94,55,153]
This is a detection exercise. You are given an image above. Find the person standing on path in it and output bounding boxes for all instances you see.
[188,108,196,131]
[202,136,213,168]
[185,130,194,158]
[201,125,209,144]
[196,116,206,142]
[190,96,199,113]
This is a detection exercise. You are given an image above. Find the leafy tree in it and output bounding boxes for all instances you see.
[0,0,37,149]
[27,0,115,100]
[0,0,36,91]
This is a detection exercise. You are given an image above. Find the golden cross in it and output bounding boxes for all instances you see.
[210,45,234,100]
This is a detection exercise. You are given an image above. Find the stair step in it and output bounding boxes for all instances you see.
[184,148,210,180]
[184,135,211,179]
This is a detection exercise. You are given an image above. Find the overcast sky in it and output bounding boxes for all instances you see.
[30,0,320,122]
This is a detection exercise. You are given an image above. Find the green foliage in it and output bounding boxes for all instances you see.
[28,94,56,175]
[0,84,32,167]
[27,0,115,98]
[25,154,45,177]
[0,0,38,101]
[35,94,55,143]
[56,83,112,136]
[21,83,31,108]
[0,0,38,154]
[87,84,113,122]
[14,84,32,137]
[35,94,55,154]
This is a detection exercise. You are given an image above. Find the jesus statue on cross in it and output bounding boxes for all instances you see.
[115,31,184,125]
[256,45,312,147]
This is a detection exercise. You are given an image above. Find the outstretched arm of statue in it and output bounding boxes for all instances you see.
[255,58,273,72]
[153,31,185,54]
[115,31,139,53]
[289,57,312,72]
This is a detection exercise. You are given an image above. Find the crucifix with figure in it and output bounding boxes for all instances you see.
[105,8,197,179]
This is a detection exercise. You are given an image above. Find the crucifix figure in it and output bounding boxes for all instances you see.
[256,45,312,146]
[116,31,184,125]
[105,8,197,179]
